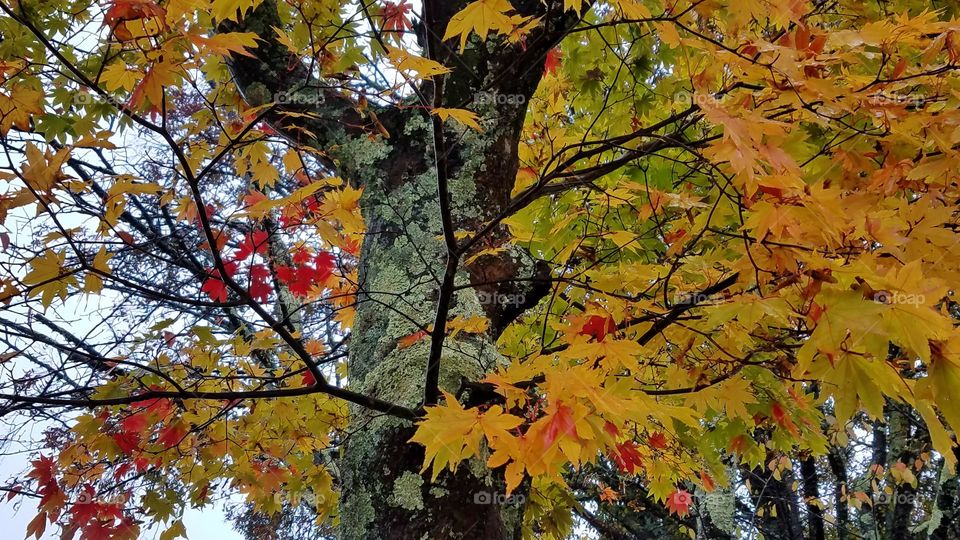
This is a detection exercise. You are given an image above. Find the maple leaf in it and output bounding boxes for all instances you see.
[386,46,451,79]
[249,275,272,303]
[647,431,668,449]
[25,511,46,540]
[0,85,44,135]
[443,0,529,52]
[27,455,56,483]
[235,230,269,260]
[544,48,562,75]
[611,441,643,473]
[128,61,178,112]
[187,32,259,58]
[23,249,78,308]
[665,489,693,517]
[112,431,141,454]
[599,485,619,502]
[158,519,187,540]
[410,391,484,480]
[381,1,413,34]
[157,422,187,449]
[104,0,166,41]
[397,329,429,349]
[432,107,482,131]
[201,273,228,303]
[315,251,335,280]
[68,485,99,524]
[542,402,577,448]
[211,0,264,22]
[276,251,334,297]
[580,314,617,342]
[771,401,799,436]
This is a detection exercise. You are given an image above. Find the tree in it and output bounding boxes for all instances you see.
[2,0,960,538]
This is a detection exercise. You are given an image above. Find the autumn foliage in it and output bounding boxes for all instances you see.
[2,0,960,538]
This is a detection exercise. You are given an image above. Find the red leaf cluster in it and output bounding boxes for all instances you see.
[276,250,335,297]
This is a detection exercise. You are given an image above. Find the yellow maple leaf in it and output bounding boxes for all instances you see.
[23,250,78,308]
[443,0,526,52]
[211,0,264,23]
[83,246,113,294]
[432,107,482,131]
[447,314,490,339]
[187,32,259,58]
[384,45,451,79]
[409,392,483,480]
[101,62,140,93]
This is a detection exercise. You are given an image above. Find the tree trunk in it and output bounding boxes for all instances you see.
[800,454,825,540]
[336,115,527,538]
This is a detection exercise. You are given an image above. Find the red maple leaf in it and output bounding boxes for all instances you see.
[243,190,269,209]
[235,230,269,260]
[79,518,115,540]
[286,274,314,297]
[201,275,227,302]
[157,422,186,449]
[771,401,799,436]
[542,402,577,448]
[580,314,617,341]
[130,394,172,418]
[314,251,335,281]
[112,462,132,481]
[133,456,155,473]
[250,264,270,280]
[27,455,56,484]
[276,251,335,298]
[665,489,693,517]
[68,485,99,524]
[200,263,236,302]
[612,441,643,473]
[113,516,139,539]
[249,276,272,303]
[292,248,313,265]
[104,0,166,41]
[121,411,149,434]
[302,370,316,386]
[647,431,668,449]
[382,0,413,33]
[112,431,141,454]
[544,48,563,75]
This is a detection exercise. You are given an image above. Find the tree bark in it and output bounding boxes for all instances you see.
[800,454,825,540]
